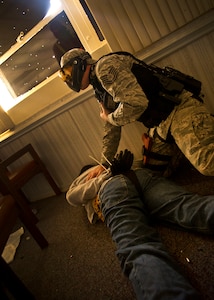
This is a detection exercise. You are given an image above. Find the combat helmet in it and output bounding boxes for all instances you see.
[59,48,92,92]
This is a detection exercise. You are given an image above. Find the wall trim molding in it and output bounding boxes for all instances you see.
[0,88,94,145]
[1,10,213,146]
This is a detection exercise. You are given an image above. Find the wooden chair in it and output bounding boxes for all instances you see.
[0,143,61,197]
[0,194,48,299]
[0,144,61,223]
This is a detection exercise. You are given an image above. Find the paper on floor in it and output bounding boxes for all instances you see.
[2,227,24,263]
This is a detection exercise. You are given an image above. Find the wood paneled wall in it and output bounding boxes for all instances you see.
[87,0,214,52]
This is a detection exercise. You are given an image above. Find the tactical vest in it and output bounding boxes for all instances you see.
[90,52,201,128]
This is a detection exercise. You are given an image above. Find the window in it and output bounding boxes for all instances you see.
[0,0,50,56]
[0,11,83,97]
[0,0,109,130]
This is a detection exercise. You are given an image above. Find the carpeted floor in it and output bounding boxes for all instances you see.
[9,194,136,300]
[7,159,214,299]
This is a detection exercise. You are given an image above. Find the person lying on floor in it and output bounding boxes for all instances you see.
[66,149,214,300]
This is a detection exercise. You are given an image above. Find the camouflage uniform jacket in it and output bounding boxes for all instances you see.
[93,53,198,165]
[93,53,148,163]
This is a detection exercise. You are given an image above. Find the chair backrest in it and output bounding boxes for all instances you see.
[0,164,13,195]
[0,143,60,197]
[0,144,44,195]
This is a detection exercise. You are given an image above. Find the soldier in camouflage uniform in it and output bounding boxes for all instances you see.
[59,48,214,178]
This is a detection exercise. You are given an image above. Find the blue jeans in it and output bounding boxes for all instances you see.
[99,168,214,300]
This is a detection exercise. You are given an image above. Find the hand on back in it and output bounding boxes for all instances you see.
[86,165,106,180]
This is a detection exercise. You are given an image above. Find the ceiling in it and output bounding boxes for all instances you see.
[0,0,83,97]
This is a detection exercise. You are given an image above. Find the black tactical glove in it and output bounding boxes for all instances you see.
[110,149,134,176]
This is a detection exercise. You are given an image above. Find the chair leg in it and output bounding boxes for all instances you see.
[40,166,61,195]
[0,256,35,299]
[16,192,39,224]
[19,212,48,249]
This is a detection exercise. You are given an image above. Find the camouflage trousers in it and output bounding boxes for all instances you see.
[145,98,214,176]
[171,98,214,176]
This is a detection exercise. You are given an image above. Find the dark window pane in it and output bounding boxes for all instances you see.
[0,0,50,55]
[0,11,83,96]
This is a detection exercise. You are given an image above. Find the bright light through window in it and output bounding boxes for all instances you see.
[0,0,63,112]
[0,78,14,112]
[46,0,62,16]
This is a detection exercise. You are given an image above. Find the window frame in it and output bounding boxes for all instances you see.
[0,0,109,116]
